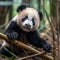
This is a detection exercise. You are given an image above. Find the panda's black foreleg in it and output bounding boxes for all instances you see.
[27,30,52,52]
[5,21,20,40]
[5,31,19,40]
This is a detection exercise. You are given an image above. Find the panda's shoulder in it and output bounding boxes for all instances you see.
[5,19,17,30]
[8,15,18,27]
[8,20,17,26]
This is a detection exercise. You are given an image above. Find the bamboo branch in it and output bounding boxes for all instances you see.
[15,52,44,60]
[0,33,54,60]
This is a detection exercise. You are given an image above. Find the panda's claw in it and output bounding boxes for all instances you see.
[43,43,52,52]
[6,32,19,40]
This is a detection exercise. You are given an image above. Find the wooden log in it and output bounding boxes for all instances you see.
[0,33,54,60]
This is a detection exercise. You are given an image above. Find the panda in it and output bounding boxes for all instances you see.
[0,5,51,57]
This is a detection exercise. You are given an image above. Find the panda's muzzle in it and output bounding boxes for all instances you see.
[23,24,31,30]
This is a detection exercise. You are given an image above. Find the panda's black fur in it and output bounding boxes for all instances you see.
[0,5,51,57]
[17,5,27,12]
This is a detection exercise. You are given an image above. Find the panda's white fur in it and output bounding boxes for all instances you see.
[17,8,40,31]
[22,19,33,29]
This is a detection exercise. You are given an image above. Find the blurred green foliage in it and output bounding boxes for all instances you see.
[13,0,22,17]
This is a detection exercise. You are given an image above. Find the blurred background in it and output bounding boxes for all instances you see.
[0,0,60,60]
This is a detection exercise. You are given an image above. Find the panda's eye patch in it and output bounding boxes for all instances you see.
[22,16,28,22]
[32,18,35,25]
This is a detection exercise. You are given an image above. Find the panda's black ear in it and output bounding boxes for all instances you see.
[16,5,27,13]
[38,12,43,21]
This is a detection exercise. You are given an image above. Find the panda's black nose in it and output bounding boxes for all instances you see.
[25,24,31,28]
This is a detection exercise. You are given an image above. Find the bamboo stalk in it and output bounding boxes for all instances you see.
[0,33,54,60]
[16,52,44,60]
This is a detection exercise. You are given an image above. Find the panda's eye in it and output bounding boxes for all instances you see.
[32,18,35,25]
[24,16,28,19]
[22,19,25,22]
[22,16,28,22]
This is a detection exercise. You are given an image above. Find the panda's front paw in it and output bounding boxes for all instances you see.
[43,43,52,53]
[6,32,19,40]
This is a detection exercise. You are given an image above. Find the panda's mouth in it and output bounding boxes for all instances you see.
[23,24,31,30]
[23,26,31,30]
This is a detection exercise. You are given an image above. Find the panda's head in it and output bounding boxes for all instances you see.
[16,5,43,32]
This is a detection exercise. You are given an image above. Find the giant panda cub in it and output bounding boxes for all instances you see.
[0,5,52,57]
